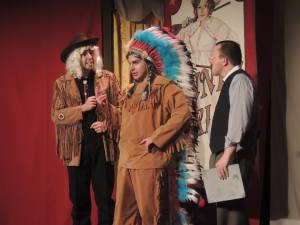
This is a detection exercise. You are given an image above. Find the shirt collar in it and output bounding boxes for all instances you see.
[223,65,241,82]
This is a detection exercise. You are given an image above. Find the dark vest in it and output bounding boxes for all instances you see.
[209,69,254,153]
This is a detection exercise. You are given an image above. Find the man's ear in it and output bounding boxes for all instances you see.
[223,57,229,66]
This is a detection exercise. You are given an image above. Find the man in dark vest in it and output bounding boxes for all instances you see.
[209,40,256,225]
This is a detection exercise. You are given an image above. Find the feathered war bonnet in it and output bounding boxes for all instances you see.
[126,27,197,101]
[127,27,203,224]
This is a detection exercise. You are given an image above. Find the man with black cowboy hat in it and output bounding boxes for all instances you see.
[51,34,121,225]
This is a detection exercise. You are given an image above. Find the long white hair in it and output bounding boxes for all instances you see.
[65,45,103,79]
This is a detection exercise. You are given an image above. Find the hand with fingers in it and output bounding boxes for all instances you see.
[139,137,156,152]
[215,155,230,180]
[90,120,108,133]
[215,146,236,180]
[81,96,97,112]
[96,93,108,106]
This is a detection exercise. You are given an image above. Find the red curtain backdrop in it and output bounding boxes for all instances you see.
[0,1,101,225]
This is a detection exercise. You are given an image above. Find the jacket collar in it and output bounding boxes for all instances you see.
[65,73,75,81]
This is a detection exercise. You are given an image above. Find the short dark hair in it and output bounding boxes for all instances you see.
[216,40,242,66]
[192,0,215,17]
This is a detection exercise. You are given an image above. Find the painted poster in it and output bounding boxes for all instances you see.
[171,0,245,168]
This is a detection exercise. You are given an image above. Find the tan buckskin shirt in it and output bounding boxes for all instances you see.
[118,75,191,169]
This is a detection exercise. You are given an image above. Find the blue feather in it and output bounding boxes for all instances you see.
[177,211,188,225]
[132,30,181,80]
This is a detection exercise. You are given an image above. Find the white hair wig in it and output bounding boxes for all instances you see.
[65,45,103,79]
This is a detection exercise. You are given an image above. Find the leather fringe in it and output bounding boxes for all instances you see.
[122,88,162,113]
[56,123,82,164]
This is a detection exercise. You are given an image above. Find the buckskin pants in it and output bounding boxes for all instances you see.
[113,166,169,225]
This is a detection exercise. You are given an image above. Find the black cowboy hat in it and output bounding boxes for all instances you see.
[60,33,98,63]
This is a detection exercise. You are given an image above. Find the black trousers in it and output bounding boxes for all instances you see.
[67,140,115,225]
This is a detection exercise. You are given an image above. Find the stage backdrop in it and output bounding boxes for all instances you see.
[0,1,102,225]
[165,1,260,225]
[168,0,251,169]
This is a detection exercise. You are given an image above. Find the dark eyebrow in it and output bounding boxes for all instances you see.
[130,59,141,64]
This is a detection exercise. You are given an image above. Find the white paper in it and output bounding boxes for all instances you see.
[202,164,245,203]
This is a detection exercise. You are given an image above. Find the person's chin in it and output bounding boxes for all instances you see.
[132,75,139,80]
[86,65,94,70]
[199,16,208,22]
[211,71,219,76]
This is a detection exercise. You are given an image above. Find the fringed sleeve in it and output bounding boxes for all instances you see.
[151,83,191,152]
[95,71,122,161]
[51,77,83,165]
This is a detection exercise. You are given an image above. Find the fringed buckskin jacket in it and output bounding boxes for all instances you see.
[118,75,191,169]
[51,70,121,166]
